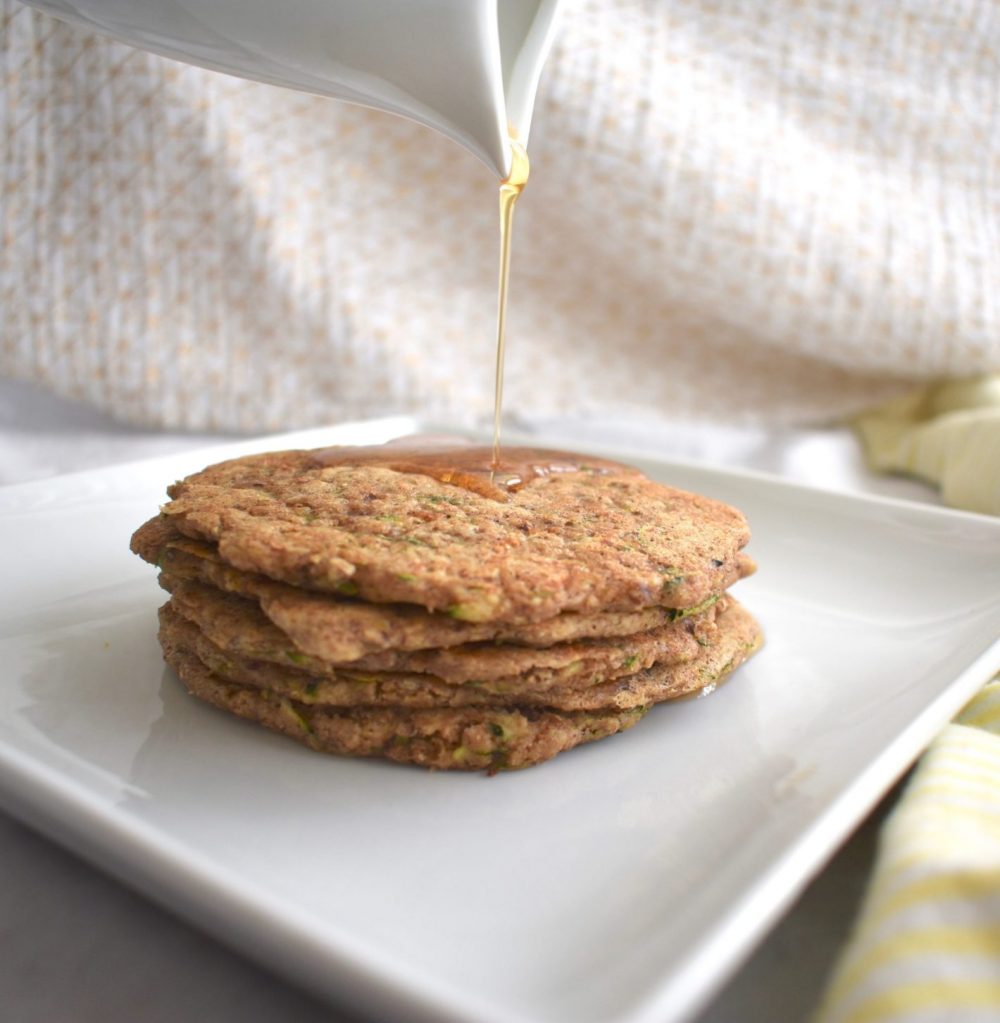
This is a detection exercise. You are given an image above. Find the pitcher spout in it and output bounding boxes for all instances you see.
[18,0,562,178]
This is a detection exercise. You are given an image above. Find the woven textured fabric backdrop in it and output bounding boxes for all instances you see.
[2,0,998,432]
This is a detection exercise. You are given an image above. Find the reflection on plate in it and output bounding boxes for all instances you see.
[1,417,998,1023]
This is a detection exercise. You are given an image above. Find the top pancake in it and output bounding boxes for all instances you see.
[156,446,752,624]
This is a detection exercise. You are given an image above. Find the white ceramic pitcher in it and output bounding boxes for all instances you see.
[18,0,562,177]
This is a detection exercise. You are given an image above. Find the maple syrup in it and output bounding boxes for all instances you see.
[311,437,625,501]
[492,137,530,471]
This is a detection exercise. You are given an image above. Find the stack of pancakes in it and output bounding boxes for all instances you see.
[131,445,762,772]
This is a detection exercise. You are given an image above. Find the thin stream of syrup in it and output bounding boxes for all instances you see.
[492,138,530,472]
[314,141,547,499]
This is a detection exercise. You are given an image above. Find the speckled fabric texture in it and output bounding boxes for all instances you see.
[6,0,995,430]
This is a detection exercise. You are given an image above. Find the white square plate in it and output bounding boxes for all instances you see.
[1,417,998,1023]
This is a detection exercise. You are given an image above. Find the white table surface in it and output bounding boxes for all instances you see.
[0,376,939,1023]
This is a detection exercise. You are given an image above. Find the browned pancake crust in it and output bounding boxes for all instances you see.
[163,577,717,693]
[133,517,752,660]
[153,448,751,623]
[159,599,762,712]
[163,641,647,772]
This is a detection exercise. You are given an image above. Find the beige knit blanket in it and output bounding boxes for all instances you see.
[2,0,998,432]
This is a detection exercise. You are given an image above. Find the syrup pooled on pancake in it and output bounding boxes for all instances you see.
[310,437,627,501]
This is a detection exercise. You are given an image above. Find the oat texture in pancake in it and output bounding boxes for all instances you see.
[163,642,648,772]
[160,599,762,714]
[162,575,721,686]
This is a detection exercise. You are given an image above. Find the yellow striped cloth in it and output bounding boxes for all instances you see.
[814,683,1000,1023]
[815,379,1000,1021]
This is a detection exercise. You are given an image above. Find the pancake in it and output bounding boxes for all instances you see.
[155,446,752,623]
[132,516,753,660]
[159,598,762,713]
[163,577,717,692]
[163,641,647,772]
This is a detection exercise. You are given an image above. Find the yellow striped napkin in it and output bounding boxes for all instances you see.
[814,682,1000,1023]
[814,377,1000,1022]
